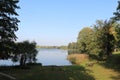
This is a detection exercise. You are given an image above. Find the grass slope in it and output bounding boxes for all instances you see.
[0,65,95,80]
[86,63,120,80]
[68,53,120,80]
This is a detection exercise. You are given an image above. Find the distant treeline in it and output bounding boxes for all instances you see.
[36,45,68,50]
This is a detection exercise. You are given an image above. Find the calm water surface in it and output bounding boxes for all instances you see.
[0,48,71,66]
[37,48,71,66]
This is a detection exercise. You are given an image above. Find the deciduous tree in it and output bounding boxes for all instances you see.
[12,41,38,66]
[77,27,94,54]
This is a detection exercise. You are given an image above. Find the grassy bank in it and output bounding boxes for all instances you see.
[87,63,120,80]
[67,53,120,80]
[1,64,119,80]
[0,53,120,80]
[0,64,95,80]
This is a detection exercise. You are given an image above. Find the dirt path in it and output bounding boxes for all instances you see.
[87,64,120,80]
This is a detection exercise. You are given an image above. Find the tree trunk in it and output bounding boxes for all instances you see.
[23,54,27,66]
[20,55,24,66]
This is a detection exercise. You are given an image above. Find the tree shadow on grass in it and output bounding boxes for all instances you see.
[99,54,120,71]
[99,53,120,80]
[0,65,95,80]
[63,65,95,80]
[110,75,120,80]
[18,65,95,80]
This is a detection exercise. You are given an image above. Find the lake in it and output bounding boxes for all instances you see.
[0,48,71,66]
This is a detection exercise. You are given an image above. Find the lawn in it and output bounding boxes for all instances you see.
[67,53,120,80]
[1,62,119,80]
[86,63,120,80]
[0,64,95,80]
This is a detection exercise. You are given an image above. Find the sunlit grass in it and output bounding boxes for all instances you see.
[67,53,120,80]
[113,51,120,54]
[87,63,120,80]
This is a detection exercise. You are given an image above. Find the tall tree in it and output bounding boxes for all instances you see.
[114,23,120,51]
[112,1,120,21]
[93,20,115,58]
[12,41,38,66]
[77,27,94,54]
[0,0,20,59]
[112,1,120,51]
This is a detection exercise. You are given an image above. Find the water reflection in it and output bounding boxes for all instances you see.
[0,48,71,66]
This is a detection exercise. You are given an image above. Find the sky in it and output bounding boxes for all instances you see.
[16,0,118,46]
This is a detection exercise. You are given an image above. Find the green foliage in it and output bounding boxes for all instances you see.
[0,0,20,59]
[112,1,120,21]
[68,1,120,60]
[75,20,119,59]
[77,27,94,54]
[68,42,78,50]
[114,24,120,51]
[68,42,79,54]
[12,41,38,66]
[93,20,116,58]
[69,19,120,59]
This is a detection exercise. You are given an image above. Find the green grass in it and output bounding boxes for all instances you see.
[86,52,120,80]
[1,63,119,80]
[67,52,120,80]
[0,64,95,80]
[1,64,119,80]
[86,63,120,80]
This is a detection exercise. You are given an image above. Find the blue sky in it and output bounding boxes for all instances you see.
[16,0,118,46]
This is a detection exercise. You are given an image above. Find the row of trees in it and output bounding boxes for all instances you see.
[68,1,120,59]
[0,0,38,66]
